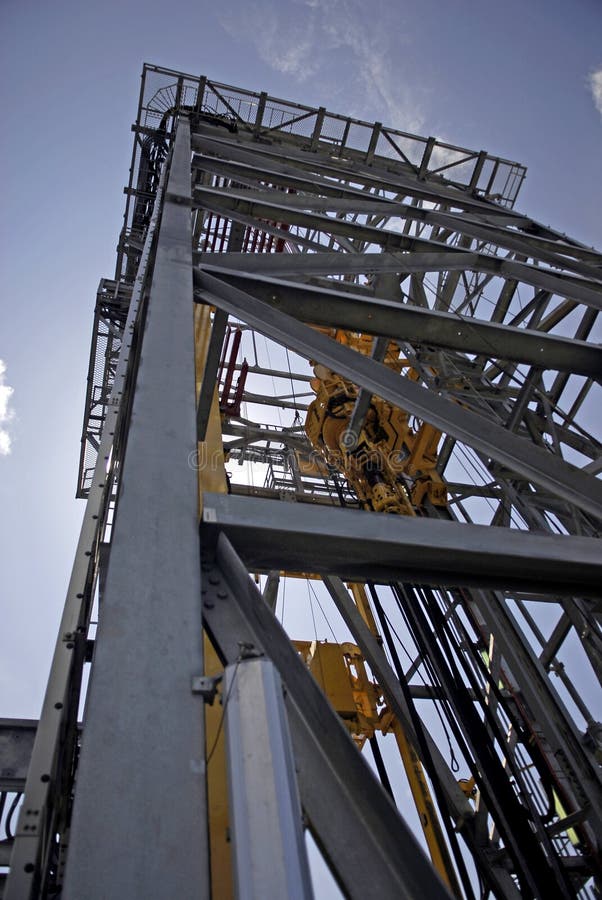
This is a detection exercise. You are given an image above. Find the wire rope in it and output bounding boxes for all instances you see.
[307,579,338,643]
[206,659,241,767]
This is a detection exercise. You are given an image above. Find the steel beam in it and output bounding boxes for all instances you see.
[195,272,602,520]
[200,493,602,596]
[262,570,280,611]
[63,118,209,900]
[193,248,484,275]
[197,265,602,378]
[539,613,572,668]
[191,151,380,202]
[223,658,314,900]
[191,183,602,308]
[194,186,602,277]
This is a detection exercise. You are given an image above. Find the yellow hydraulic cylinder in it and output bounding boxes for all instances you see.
[204,639,233,900]
[194,305,228,516]
[390,719,462,898]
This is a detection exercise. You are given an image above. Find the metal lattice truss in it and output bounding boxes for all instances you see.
[6,65,601,900]
[81,66,602,529]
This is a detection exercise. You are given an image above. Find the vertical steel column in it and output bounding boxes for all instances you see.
[223,657,314,900]
[63,117,209,899]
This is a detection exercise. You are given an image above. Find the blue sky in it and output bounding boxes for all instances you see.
[0,0,600,762]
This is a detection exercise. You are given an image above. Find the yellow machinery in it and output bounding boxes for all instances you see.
[292,639,384,750]
[304,333,447,514]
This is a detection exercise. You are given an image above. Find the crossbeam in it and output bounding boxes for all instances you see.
[200,493,602,597]
[197,265,602,377]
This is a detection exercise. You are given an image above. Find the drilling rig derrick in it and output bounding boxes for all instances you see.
[2,64,602,900]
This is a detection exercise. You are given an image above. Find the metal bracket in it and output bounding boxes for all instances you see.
[191,674,222,704]
[165,191,192,206]
[238,641,263,660]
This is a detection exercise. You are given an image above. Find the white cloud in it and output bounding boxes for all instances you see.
[589,67,602,118]
[0,359,15,455]
[315,4,425,133]
[218,0,427,133]
[219,4,320,83]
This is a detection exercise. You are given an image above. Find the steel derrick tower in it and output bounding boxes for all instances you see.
[1,62,601,899]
